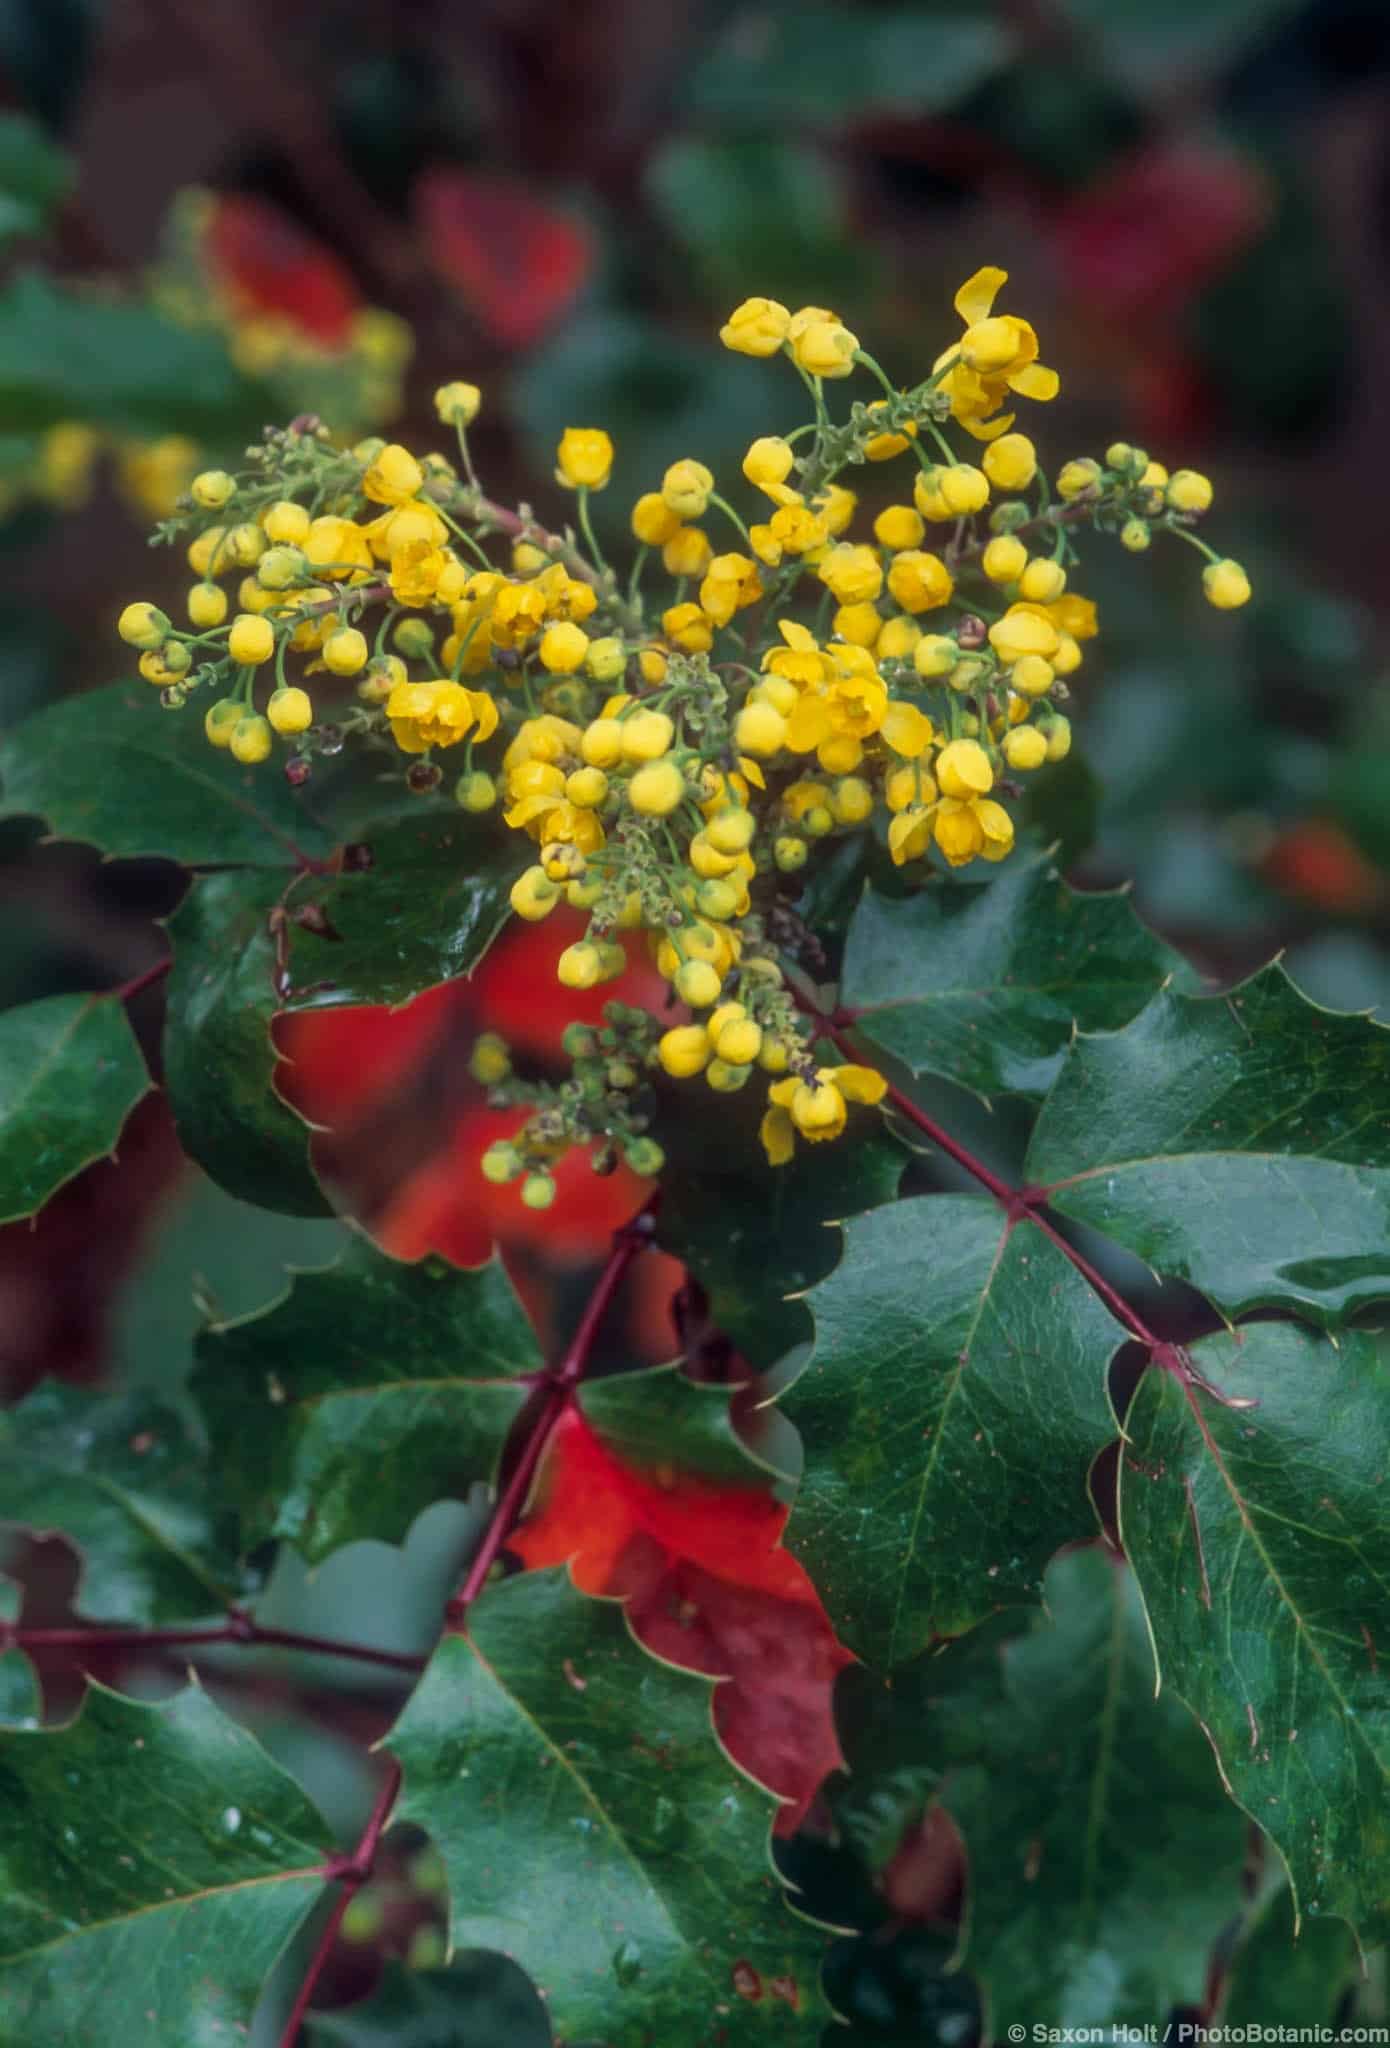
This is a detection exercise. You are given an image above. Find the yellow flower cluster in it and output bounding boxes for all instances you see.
[118,273,1251,1174]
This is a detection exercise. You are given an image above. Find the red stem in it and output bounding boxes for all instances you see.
[9,1613,425,1673]
[813,1008,1175,1365]
[111,955,173,1005]
[277,1760,402,2048]
[445,1199,660,1625]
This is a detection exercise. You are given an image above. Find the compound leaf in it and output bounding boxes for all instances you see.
[388,1569,833,2044]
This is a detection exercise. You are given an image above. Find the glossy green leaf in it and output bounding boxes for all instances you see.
[0,988,148,1221]
[840,852,1178,1100]
[279,814,525,1013]
[1028,964,1390,1322]
[389,1569,833,2043]
[841,1551,1247,2030]
[164,871,330,1216]
[192,1237,538,1563]
[659,1119,903,1370]
[0,1579,36,1730]
[1120,1322,1390,1944]
[579,1360,791,1488]
[0,680,331,867]
[1220,1878,1360,2026]
[0,1381,247,1623]
[0,269,267,438]
[0,1679,332,2043]
[0,113,71,246]
[784,1197,1119,1667]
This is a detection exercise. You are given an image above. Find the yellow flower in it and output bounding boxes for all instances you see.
[886,549,954,614]
[661,602,714,653]
[862,399,917,462]
[555,428,614,491]
[887,804,935,865]
[363,443,424,506]
[788,307,859,379]
[386,680,499,754]
[742,436,797,499]
[389,540,448,606]
[818,542,883,606]
[881,701,935,759]
[935,267,1059,440]
[699,552,761,626]
[767,502,830,557]
[719,297,791,357]
[935,737,993,800]
[435,381,481,426]
[989,604,1060,666]
[662,525,714,578]
[661,459,715,519]
[760,1064,887,1166]
[631,491,682,546]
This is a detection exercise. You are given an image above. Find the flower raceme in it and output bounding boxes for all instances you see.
[116,276,1250,1198]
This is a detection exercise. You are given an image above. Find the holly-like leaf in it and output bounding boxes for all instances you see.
[1027,964,1390,1322]
[0,113,71,247]
[0,1580,37,1730]
[0,1678,332,2043]
[306,1956,549,2048]
[0,988,148,1222]
[0,681,331,868]
[388,1569,833,2044]
[579,1361,788,1489]
[783,1197,1119,1667]
[836,1551,1248,2030]
[163,871,330,1216]
[278,815,526,1014]
[659,1119,903,1370]
[840,851,1178,1100]
[0,1381,248,1624]
[1120,1322,1390,1943]
[192,1237,538,1563]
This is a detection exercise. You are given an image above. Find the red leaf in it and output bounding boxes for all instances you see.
[511,1408,853,1832]
[415,168,593,348]
[1263,819,1384,915]
[205,194,362,349]
[470,910,670,1060]
[1055,145,1270,324]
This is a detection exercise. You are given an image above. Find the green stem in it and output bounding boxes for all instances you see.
[576,486,609,578]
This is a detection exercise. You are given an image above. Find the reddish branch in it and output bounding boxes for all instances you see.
[445,1196,661,1624]
[276,1758,403,2048]
[8,1610,426,1673]
[802,997,1180,1371]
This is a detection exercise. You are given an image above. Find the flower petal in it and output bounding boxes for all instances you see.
[1008,362,1060,401]
[953,266,1006,327]
[759,1104,796,1167]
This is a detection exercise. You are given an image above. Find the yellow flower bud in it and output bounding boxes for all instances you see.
[735,701,788,757]
[363,443,423,507]
[510,865,562,921]
[565,766,608,808]
[555,428,613,491]
[914,633,957,678]
[1045,716,1072,761]
[886,549,954,614]
[631,492,681,546]
[323,626,368,676]
[187,582,227,628]
[191,469,236,510]
[118,601,170,650]
[705,807,755,854]
[1011,654,1055,698]
[939,464,989,515]
[557,942,603,990]
[661,525,713,579]
[989,606,1059,665]
[581,717,625,768]
[1002,724,1048,771]
[267,687,313,735]
[873,504,925,552]
[742,436,796,494]
[713,1016,762,1066]
[620,709,674,762]
[983,433,1037,491]
[1057,458,1101,501]
[228,613,275,665]
[1018,558,1066,603]
[719,296,791,357]
[204,698,241,749]
[230,714,273,765]
[661,459,715,520]
[434,381,481,426]
[262,500,310,545]
[658,1025,712,1078]
[982,535,1027,585]
[1167,469,1213,514]
[1203,558,1251,609]
[788,311,859,379]
[539,621,590,673]
[675,959,722,1008]
[628,760,685,816]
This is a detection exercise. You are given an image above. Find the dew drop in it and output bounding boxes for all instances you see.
[612,1939,642,1987]
[220,1806,242,1835]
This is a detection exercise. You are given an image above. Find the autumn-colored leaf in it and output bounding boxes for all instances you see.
[511,1407,852,1832]
[415,167,593,349]
[205,193,361,348]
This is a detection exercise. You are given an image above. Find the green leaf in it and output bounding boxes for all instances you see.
[1027,964,1390,1322]
[580,1360,790,1488]
[164,871,330,1217]
[783,1197,1119,1666]
[1059,0,1302,91]
[278,814,525,1013]
[1220,1878,1360,2026]
[841,851,1178,1100]
[192,1237,538,1563]
[686,3,1005,126]
[306,1957,549,2048]
[0,680,332,867]
[0,1380,248,1623]
[1120,1322,1390,1944]
[0,988,148,1222]
[0,1678,332,2043]
[388,1570,833,2044]
[0,113,71,246]
[0,269,268,439]
[841,1551,1248,2030]
[0,1579,36,1730]
[659,1119,903,1370]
